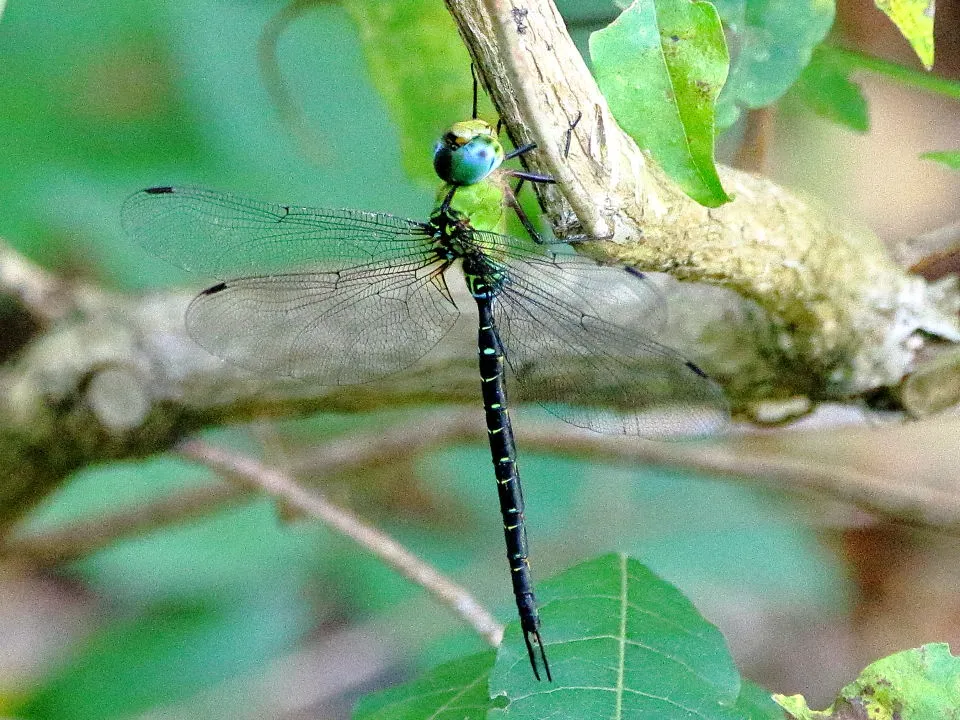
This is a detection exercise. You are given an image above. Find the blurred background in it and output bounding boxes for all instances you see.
[1,0,959,717]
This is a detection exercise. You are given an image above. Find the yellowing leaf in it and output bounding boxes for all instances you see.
[875,0,935,69]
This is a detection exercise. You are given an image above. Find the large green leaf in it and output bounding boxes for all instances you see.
[341,0,484,187]
[790,45,869,132]
[351,554,780,719]
[352,651,498,720]
[774,643,960,719]
[490,553,747,718]
[874,0,935,69]
[712,0,835,129]
[590,0,731,207]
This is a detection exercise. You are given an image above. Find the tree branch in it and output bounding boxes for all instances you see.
[2,2,959,541]
[445,0,960,417]
[177,440,504,647]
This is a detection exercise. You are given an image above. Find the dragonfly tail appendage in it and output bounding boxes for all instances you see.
[523,628,552,682]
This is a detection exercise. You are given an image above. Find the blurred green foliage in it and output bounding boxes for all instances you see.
[1,0,851,717]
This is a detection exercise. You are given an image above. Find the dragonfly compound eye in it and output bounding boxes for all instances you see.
[433,120,504,186]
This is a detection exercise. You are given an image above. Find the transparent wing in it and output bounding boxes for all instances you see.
[185,260,458,384]
[124,186,459,384]
[121,186,435,276]
[471,232,729,438]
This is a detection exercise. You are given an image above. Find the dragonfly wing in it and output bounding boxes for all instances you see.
[185,259,459,384]
[122,186,434,277]
[488,247,729,438]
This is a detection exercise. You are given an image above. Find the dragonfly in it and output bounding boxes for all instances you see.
[122,107,728,683]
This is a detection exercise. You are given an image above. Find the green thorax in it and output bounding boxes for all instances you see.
[433,178,506,233]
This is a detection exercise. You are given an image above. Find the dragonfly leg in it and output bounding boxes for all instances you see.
[564,110,583,158]
[503,109,581,162]
[503,169,555,184]
[499,110,585,245]
[503,180,550,245]
[438,185,458,215]
[504,143,537,161]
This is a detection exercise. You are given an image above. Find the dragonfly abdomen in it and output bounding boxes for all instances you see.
[475,297,551,681]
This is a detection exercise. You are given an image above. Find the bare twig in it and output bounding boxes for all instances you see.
[732,108,774,173]
[7,394,959,576]
[244,406,960,534]
[3,2,959,545]
[257,0,330,165]
[517,422,960,533]
[177,439,504,647]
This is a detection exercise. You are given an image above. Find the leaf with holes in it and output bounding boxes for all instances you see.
[590,0,731,207]
[489,553,753,719]
[774,643,960,719]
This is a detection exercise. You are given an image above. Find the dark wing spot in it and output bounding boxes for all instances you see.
[145,186,175,194]
[202,282,229,295]
[685,360,709,378]
[624,267,646,281]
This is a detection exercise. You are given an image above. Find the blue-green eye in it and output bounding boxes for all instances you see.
[433,120,505,186]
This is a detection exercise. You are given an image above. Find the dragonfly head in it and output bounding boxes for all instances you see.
[433,120,504,186]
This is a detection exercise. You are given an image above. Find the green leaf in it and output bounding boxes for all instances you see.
[352,651,497,719]
[921,150,960,170]
[874,0,935,69]
[790,45,869,132]
[774,643,960,719]
[490,553,745,718]
[341,0,483,188]
[589,0,732,207]
[735,680,785,719]
[712,0,835,129]
[15,598,306,720]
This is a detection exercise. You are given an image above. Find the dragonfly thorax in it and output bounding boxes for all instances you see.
[433,119,505,186]
[427,206,506,299]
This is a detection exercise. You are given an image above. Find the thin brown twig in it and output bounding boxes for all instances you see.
[257,0,331,165]
[732,107,774,173]
[177,439,505,647]
[9,402,957,566]
[516,423,960,533]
